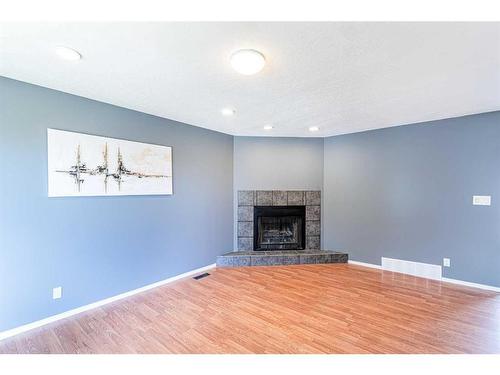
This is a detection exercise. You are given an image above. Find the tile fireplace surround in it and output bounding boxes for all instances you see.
[237,190,321,251]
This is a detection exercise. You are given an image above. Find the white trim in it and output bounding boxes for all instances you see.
[349,259,499,293]
[0,263,216,341]
[441,277,500,292]
[348,260,381,269]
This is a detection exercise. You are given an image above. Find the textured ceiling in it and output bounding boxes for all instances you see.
[1,22,499,137]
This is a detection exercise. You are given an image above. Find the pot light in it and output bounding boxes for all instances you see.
[221,108,236,117]
[263,125,274,130]
[230,49,266,75]
[309,126,320,132]
[55,46,82,61]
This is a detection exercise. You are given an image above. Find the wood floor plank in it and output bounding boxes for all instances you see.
[0,264,499,354]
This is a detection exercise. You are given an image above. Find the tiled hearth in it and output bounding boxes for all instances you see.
[237,190,321,251]
[216,250,348,267]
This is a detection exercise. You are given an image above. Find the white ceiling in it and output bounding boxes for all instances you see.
[1,22,499,137]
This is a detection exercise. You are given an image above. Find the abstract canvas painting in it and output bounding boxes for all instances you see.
[47,129,173,197]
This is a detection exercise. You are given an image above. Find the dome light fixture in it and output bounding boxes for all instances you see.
[308,126,320,132]
[230,49,266,75]
[55,46,82,61]
[263,125,274,130]
[221,108,236,117]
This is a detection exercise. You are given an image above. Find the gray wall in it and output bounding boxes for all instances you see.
[233,136,324,248]
[233,136,324,191]
[0,77,234,332]
[323,111,500,287]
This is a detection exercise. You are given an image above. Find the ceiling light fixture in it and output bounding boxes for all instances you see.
[309,126,320,132]
[263,125,273,130]
[55,46,82,61]
[230,49,266,75]
[221,108,236,117]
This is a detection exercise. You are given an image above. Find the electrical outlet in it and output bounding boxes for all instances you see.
[443,258,451,267]
[52,286,62,300]
[473,195,491,206]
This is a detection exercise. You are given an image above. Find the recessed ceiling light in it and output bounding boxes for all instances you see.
[221,108,236,117]
[263,125,274,130]
[309,126,320,132]
[55,46,82,61]
[230,49,266,75]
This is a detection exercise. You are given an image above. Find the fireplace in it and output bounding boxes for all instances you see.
[237,191,321,251]
[253,206,306,251]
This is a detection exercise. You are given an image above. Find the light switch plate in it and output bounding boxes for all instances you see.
[52,286,62,300]
[443,258,450,267]
[472,195,491,206]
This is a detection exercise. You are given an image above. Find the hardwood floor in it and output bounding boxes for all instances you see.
[1,264,499,354]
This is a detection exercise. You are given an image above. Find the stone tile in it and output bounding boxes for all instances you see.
[301,253,339,264]
[238,190,255,206]
[216,256,233,267]
[299,254,322,264]
[306,205,321,221]
[220,251,253,256]
[319,254,331,263]
[238,237,253,251]
[306,191,321,205]
[232,256,251,267]
[251,255,283,266]
[237,206,253,222]
[266,256,285,266]
[272,191,288,206]
[336,253,349,263]
[234,251,254,256]
[256,190,273,205]
[306,220,321,236]
[306,236,320,250]
[238,221,253,237]
[287,191,305,205]
[281,255,300,265]
[325,253,348,263]
[322,254,336,264]
[249,255,268,266]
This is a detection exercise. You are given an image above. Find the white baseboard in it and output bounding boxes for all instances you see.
[0,263,216,341]
[348,260,382,269]
[349,259,499,293]
[441,277,500,292]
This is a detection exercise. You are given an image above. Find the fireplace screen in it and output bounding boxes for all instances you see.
[254,206,305,251]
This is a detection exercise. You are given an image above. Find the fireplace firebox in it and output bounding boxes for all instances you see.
[253,206,306,251]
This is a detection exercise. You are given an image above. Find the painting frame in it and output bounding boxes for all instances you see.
[47,128,173,197]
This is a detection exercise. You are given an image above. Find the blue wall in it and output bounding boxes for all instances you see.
[233,136,324,248]
[323,112,500,287]
[0,77,234,332]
